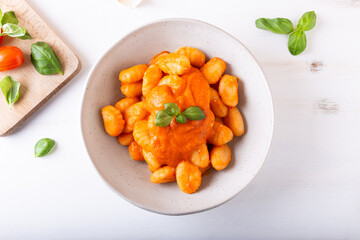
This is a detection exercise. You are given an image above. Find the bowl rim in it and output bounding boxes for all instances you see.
[80,17,275,216]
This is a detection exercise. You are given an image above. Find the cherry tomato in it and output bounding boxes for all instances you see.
[0,29,3,44]
[0,46,24,71]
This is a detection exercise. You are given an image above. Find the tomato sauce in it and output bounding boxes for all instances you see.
[145,67,214,167]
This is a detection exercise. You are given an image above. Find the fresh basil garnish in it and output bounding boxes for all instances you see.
[255,18,294,34]
[34,138,56,157]
[255,11,316,56]
[288,29,307,56]
[1,11,18,25]
[31,42,63,75]
[297,11,316,31]
[1,76,20,109]
[182,106,206,120]
[175,113,187,124]
[155,110,173,127]
[164,102,180,117]
[155,103,206,127]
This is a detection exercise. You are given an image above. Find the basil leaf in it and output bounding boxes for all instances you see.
[0,9,3,26]
[2,23,25,37]
[164,103,180,117]
[182,106,206,120]
[288,30,307,56]
[31,42,63,75]
[255,18,294,34]
[34,138,56,157]
[1,76,20,109]
[175,113,187,124]
[1,11,18,25]
[18,31,31,40]
[155,110,173,127]
[297,11,316,31]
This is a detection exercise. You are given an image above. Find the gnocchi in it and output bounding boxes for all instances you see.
[200,57,226,84]
[158,74,186,95]
[124,102,149,133]
[224,107,245,136]
[176,161,202,194]
[101,47,245,194]
[148,51,169,65]
[210,144,231,170]
[150,166,176,183]
[101,105,125,137]
[157,53,191,75]
[133,120,152,150]
[219,74,238,107]
[207,121,233,145]
[117,132,134,145]
[143,149,162,172]
[210,88,228,117]
[128,141,144,161]
[142,64,163,97]
[121,82,143,97]
[115,97,139,114]
[190,144,210,168]
[175,46,205,68]
[119,64,148,83]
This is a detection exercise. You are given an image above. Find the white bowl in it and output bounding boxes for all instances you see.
[81,18,274,215]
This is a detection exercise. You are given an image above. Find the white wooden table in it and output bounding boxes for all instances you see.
[1,0,359,239]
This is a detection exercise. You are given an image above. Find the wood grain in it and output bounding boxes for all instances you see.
[0,0,81,136]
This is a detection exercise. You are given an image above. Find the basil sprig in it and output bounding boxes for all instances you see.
[288,30,307,56]
[1,76,20,109]
[175,113,187,124]
[155,103,206,127]
[31,42,63,75]
[182,106,206,120]
[155,110,173,127]
[164,103,180,116]
[297,11,316,31]
[255,18,294,34]
[255,11,316,55]
[34,138,56,157]
[0,9,31,39]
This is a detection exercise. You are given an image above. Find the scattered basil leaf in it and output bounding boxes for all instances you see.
[1,11,18,25]
[18,31,31,40]
[164,103,180,117]
[0,9,3,25]
[255,18,294,34]
[288,29,307,56]
[175,113,187,124]
[297,11,316,31]
[2,23,26,37]
[155,110,173,127]
[34,138,56,157]
[256,11,316,56]
[182,106,206,120]
[31,42,63,75]
[0,76,20,109]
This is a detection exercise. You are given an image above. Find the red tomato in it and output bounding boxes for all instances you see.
[0,46,24,71]
[0,29,3,44]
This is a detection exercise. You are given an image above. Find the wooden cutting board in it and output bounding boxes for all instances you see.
[0,0,81,136]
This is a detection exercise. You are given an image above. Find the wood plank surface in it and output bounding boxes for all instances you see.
[0,0,81,136]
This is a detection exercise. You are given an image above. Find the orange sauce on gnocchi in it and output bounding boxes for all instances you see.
[145,67,214,167]
[103,47,245,194]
